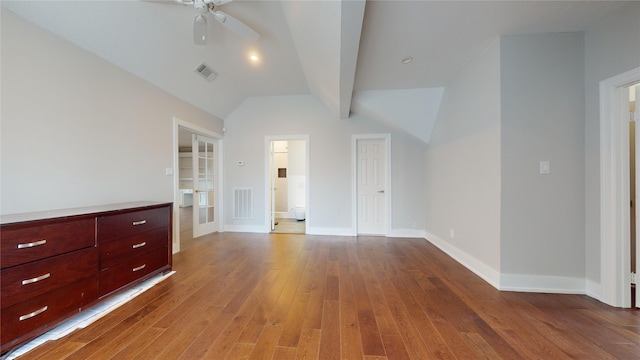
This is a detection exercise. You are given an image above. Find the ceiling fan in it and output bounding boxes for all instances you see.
[174,0,260,44]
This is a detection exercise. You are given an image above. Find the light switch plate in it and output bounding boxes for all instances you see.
[165,168,174,176]
[539,161,550,175]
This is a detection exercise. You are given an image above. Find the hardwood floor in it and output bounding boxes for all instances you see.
[11,212,640,359]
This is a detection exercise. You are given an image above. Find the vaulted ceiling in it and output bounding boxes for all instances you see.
[1,0,632,143]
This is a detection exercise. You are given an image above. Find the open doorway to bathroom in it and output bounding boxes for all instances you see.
[267,137,308,234]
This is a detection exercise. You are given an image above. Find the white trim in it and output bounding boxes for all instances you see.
[173,117,224,253]
[500,274,586,294]
[223,224,269,233]
[586,279,604,301]
[306,227,354,236]
[598,67,639,307]
[388,229,426,238]
[352,134,392,236]
[424,231,501,289]
[264,135,310,233]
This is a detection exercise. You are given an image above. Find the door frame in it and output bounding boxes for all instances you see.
[598,67,639,307]
[173,117,224,253]
[351,134,391,236]
[264,135,309,233]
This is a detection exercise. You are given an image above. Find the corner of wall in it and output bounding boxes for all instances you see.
[424,231,501,289]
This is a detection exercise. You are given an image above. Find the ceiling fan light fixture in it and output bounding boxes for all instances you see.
[193,14,207,45]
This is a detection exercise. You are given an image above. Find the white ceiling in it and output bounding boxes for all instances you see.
[2,0,634,141]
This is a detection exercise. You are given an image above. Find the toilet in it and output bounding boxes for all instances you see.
[293,205,306,221]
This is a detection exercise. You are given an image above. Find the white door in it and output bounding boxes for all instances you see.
[357,139,387,235]
[193,134,218,237]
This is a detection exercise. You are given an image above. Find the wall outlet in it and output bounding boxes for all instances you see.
[449,229,455,239]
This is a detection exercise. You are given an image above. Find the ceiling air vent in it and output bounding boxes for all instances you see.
[194,62,217,81]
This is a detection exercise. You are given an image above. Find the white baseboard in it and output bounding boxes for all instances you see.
[500,274,586,294]
[424,231,589,295]
[585,279,605,302]
[223,224,269,233]
[306,227,354,236]
[424,231,500,289]
[388,229,426,238]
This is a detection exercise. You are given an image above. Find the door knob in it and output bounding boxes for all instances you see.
[377,190,385,193]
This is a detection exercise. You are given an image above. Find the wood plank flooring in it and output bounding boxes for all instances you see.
[11,209,640,359]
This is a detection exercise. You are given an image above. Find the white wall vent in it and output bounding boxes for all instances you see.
[194,62,217,81]
[233,188,252,219]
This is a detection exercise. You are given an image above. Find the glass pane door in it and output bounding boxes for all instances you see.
[193,135,217,237]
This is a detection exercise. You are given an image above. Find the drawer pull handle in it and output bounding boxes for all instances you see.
[17,239,47,249]
[22,273,51,285]
[19,306,48,321]
[132,242,147,249]
[133,264,146,272]
[132,220,147,226]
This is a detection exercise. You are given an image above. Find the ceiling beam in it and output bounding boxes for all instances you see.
[281,0,365,120]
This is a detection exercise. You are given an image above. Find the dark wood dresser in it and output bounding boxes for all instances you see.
[0,201,172,354]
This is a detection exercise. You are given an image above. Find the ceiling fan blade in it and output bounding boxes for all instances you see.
[213,11,260,41]
[193,14,207,45]
[208,0,234,5]
[174,0,194,5]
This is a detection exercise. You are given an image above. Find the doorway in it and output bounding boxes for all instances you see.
[192,135,219,238]
[265,136,309,234]
[599,67,640,308]
[353,134,391,236]
[173,118,223,253]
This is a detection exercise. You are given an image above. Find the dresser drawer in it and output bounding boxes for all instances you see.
[99,248,169,297]
[1,218,95,269]
[1,248,98,309]
[1,276,98,347]
[100,227,168,270]
[97,207,170,242]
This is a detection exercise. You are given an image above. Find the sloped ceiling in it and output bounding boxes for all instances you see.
[281,0,364,119]
[1,0,634,143]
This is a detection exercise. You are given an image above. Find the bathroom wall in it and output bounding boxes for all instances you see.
[287,140,307,215]
[273,141,289,214]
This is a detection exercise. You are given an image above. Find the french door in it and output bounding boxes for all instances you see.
[192,134,218,237]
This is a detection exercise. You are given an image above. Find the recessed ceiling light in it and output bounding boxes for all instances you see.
[401,56,413,64]
[250,55,259,62]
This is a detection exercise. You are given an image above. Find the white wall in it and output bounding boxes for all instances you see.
[223,95,426,235]
[500,33,586,291]
[0,10,223,214]
[287,140,306,212]
[584,3,640,287]
[273,146,289,213]
[424,39,502,284]
[426,31,603,293]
